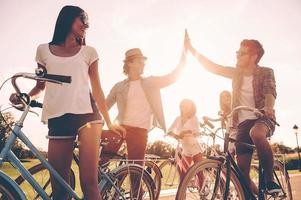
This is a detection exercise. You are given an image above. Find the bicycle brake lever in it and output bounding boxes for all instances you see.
[10,103,25,111]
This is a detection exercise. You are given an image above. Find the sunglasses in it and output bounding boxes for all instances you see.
[79,13,89,26]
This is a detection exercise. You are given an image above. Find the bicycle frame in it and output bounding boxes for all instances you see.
[164,130,219,187]
[0,105,81,200]
[215,108,277,200]
[227,150,258,200]
[1,106,132,200]
[72,148,127,200]
[0,71,135,199]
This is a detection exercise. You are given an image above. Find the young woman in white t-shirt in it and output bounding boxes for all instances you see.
[167,99,203,181]
[10,5,124,200]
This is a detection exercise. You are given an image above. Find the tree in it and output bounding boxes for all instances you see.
[271,142,294,154]
[146,141,175,159]
[0,111,30,158]
[0,111,15,151]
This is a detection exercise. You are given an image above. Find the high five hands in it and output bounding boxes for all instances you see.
[184,29,196,56]
[179,29,194,65]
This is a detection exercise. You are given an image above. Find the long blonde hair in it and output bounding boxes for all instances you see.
[180,99,197,119]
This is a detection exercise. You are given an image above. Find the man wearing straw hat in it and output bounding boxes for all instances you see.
[105,34,188,169]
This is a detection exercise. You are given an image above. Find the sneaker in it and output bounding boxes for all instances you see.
[266,181,282,194]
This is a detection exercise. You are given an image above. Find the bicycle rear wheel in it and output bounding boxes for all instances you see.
[100,164,155,200]
[273,160,293,199]
[0,176,23,200]
[251,160,293,200]
[14,163,76,199]
[176,159,246,200]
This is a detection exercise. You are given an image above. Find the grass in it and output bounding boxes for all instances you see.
[287,169,301,175]
[0,159,83,198]
[1,154,300,198]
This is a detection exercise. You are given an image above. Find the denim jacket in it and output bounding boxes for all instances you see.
[106,64,184,132]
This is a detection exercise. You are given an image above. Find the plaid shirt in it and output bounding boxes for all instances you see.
[232,66,277,126]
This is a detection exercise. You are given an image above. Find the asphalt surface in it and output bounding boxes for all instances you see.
[158,173,301,199]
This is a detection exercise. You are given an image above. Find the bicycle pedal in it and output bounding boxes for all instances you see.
[266,191,280,197]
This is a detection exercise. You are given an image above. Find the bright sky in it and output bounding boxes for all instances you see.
[1,0,301,150]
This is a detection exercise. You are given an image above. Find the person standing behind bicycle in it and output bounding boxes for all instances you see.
[105,32,187,167]
[219,90,232,119]
[219,90,236,156]
[185,33,281,194]
[10,6,124,200]
[167,99,204,182]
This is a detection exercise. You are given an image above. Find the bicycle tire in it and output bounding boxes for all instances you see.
[251,160,293,200]
[101,158,161,199]
[100,164,155,200]
[14,163,76,199]
[144,161,162,200]
[273,160,293,199]
[0,176,24,200]
[176,159,246,200]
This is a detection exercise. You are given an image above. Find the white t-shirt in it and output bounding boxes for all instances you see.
[238,76,257,123]
[168,116,202,157]
[35,43,99,123]
[123,80,152,129]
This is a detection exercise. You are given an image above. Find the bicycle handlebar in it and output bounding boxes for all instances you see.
[203,106,280,127]
[10,69,71,110]
[43,74,71,84]
[12,72,71,94]
[29,100,43,108]
[202,116,219,129]
[229,106,280,126]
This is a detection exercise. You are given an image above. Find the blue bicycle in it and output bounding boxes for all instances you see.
[0,69,155,199]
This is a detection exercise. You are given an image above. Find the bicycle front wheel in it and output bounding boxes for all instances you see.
[14,163,76,199]
[176,159,246,200]
[144,161,161,200]
[0,176,23,200]
[100,164,155,200]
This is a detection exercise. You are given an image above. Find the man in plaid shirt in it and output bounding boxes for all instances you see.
[185,34,280,195]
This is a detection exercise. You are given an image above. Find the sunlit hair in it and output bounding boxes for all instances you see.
[50,5,86,45]
[240,39,264,64]
[219,90,231,116]
[180,99,197,119]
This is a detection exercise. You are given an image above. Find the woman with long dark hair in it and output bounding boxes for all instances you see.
[10,5,124,199]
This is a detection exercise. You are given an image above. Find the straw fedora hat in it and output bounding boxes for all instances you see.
[123,48,147,62]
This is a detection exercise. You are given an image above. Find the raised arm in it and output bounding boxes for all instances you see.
[185,31,235,79]
[148,31,188,88]
[150,47,187,88]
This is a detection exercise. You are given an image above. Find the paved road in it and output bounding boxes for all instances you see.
[290,173,301,199]
[158,173,301,199]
